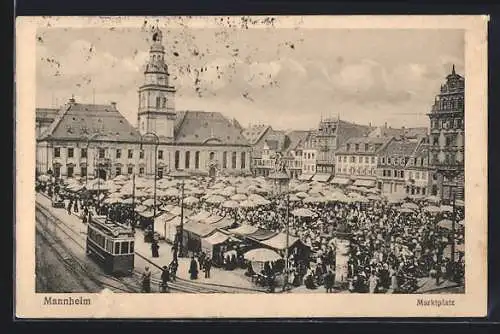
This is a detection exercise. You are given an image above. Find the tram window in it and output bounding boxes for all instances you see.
[121,242,130,254]
[114,242,120,255]
[130,241,134,253]
[106,240,113,253]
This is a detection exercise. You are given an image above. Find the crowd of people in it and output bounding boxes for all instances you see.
[36,174,465,294]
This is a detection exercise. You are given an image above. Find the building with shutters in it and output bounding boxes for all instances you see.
[334,136,392,188]
[427,65,465,201]
[36,26,251,180]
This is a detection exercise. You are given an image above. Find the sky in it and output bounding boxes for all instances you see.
[36,22,464,131]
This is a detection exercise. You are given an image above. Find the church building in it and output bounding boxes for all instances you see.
[36,26,252,180]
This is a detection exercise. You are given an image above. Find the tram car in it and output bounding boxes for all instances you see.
[86,216,135,276]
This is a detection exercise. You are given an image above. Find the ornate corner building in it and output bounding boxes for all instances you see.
[427,65,465,201]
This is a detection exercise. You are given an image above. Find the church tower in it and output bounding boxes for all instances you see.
[137,26,176,137]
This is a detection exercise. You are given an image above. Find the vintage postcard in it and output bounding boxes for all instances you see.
[15,15,488,318]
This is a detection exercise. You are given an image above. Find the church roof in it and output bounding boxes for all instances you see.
[38,101,141,142]
[174,111,250,146]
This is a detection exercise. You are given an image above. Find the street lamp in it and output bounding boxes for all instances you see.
[169,169,190,259]
[267,153,291,292]
[140,132,160,245]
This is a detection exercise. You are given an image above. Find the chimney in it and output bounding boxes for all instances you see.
[110,102,117,109]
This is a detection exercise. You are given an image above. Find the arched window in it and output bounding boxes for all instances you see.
[185,151,190,169]
[231,152,237,169]
[241,152,246,169]
[174,151,180,169]
[162,97,167,108]
[156,96,161,108]
[223,152,227,168]
[209,152,215,161]
[195,151,200,169]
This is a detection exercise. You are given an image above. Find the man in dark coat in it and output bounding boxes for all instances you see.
[151,240,160,258]
[161,265,170,293]
[189,256,198,280]
[324,270,334,293]
[204,258,212,278]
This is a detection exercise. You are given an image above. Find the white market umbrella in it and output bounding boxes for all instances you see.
[401,202,419,210]
[295,192,309,199]
[163,188,180,197]
[231,193,247,201]
[239,200,257,208]
[122,198,134,205]
[440,205,454,213]
[205,194,226,204]
[244,248,282,262]
[303,196,327,204]
[222,200,239,209]
[142,198,155,206]
[134,205,147,213]
[437,219,454,230]
[423,205,441,214]
[183,196,200,206]
[397,207,414,214]
[292,208,316,218]
[426,195,441,204]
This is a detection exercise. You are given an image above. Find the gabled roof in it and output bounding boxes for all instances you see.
[38,102,141,142]
[379,138,419,157]
[174,110,250,146]
[336,136,392,154]
[242,124,271,145]
[368,126,428,139]
[285,130,310,151]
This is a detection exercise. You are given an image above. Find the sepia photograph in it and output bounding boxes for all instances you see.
[16,15,488,318]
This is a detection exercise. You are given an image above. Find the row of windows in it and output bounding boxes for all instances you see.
[431,118,463,130]
[53,147,144,160]
[174,151,247,170]
[303,164,316,172]
[338,155,376,164]
[303,152,316,160]
[346,143,371,152]
[337,167,376,176]
[382,169,405,178]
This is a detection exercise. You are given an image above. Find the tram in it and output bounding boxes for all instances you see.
[86,216,135,276]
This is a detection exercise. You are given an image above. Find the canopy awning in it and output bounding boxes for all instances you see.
[227,224,259,236]
[246,228,278,241]
[183,221,217,237]
[298,173,314,181]
[202,215,224,224]
[261,232,300,251]
[312,173,332,183]
[353,179,376,187]
[201,231,230,246]
[189,211,212,222]
[211,216,236,230]
[331,177,351,185]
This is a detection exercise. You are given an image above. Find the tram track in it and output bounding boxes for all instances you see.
[36,222,137,293]
[36,197,265,294]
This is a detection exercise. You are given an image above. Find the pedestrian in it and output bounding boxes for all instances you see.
[67,199,73,215]
[368,270,379,293]
[324,269,334,293]
[169,260,178,282]
[73,199,79,214]
[142,266,151,293]
[161,265,170,293]
[189,256,198,280]
[204,257,212,279]
[151,240,160,258]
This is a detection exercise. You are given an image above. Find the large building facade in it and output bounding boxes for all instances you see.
[36,26,252,180]
[427,65,465,201]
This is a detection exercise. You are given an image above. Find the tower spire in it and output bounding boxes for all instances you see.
[452,64,456,75]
